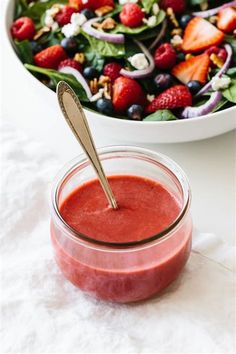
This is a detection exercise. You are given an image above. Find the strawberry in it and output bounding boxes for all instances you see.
[217,7,236,33]
[119,3,144,28]
[55,6,77,26]
[34,45,67,69]
[182,17,224,53]
[69,0,114,10]
[154,43,176,70]
[160,0,186,14]
[11,16,35,41]
[113,77,146,113]
[58,59,82,72]
[146,85,192,113]
[103,62,122,82]
[171,53,210,85]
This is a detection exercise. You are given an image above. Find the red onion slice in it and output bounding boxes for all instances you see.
[59,66,92,99]
[192,1,236,17]
[196,44,232,97]
[180,91,223,118]
[148,19,167,51]
[120,40,155,79]
[82,18,125,43]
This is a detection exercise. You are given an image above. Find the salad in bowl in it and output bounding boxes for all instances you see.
[10,0,236,122]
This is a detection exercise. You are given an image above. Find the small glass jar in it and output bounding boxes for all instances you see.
[50,146,192,303]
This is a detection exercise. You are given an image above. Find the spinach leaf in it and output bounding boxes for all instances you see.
[144,110,177,121]
[111,10,165,35]
[25,64,89,102]
[140,0,156,13]
[81,31,125,57]
[224,36,236,64]
[188,0,206,5]
[14,0,28,19]
[14,40,33,64]
[21,0,66,25]
[222,77,236,103]
[226,67,236,76]
[85,52,105,72]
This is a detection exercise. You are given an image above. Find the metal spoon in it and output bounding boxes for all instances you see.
[57,81,118,210]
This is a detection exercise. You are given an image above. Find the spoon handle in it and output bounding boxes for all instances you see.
[57,81,118,210]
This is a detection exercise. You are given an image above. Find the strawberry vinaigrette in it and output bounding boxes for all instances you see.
[50,147,192,303]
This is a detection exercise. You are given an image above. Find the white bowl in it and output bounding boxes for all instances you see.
[4,0,236,145]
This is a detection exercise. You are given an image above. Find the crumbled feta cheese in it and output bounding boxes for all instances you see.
[71,13,87,26]
[152,3,160,15]
[119,0,138,4]
[61,23,80,38]
[128,53,149,70]
[211,76,231,91]
[61,13,86,38]
[44,14,55,27]
[51,22,59,31]
[143,15,157,27]
[147,94,155,102]
[44,6,63,28]
[171,35,183,47]
[90,89,104,102]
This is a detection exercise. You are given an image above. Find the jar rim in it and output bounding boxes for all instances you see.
[51,145,191,249]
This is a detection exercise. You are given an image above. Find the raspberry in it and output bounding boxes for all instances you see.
[146,85,192,113]
[11,17,35,41]
[34,45,67,69]
[103,62,122,82]
[205,46,227,67]
[160,0,186,14]
[58,59,82,72]
[55,6,77,26]
[154,43,176,70]
[119,3,144,28]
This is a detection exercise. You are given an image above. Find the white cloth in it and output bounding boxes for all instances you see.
[0,122,235,354]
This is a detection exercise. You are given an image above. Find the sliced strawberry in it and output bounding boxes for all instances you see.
[182,17,224,53]
[113,77,146,113]
[69,0,114,10]
[171,53,210,85]
[146,85,192,113]
[217,7,236,33]
[34,45,67,69]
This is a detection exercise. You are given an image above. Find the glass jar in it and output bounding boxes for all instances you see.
[50,146,192,303]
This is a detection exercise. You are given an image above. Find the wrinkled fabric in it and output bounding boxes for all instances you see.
[0,122,235,354]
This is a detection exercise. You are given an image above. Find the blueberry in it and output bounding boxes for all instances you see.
[30,41,43,54]
[176,52,185,62]
[180,14,192,28]
[83,66,99,79]
[154,73,173,91]
[187,80,202,94]
[80,8,96,20]
[61,37,77,56]
[127,104,143,121]
[96,98,113,115]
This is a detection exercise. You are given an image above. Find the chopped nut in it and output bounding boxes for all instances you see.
[166,7,179,28]
[170,34,183,49]
[51,3,64,12]
[95,5,114,16]
[209,16,218,24]
[200,1,208,11]
[98,75,111,86]
[171,28,183,36]
[103,82,112,99]
[74,53,85,64]
[210,53,224,68]
[90,78,98,94]
[185,53,193,60]
[93,17,116,30]
[33,26,50,40]
[90,88,104,102]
